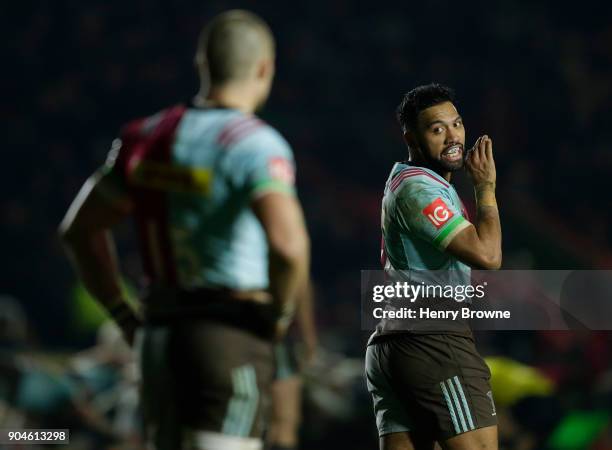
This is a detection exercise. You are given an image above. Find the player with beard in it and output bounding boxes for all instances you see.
[59,10,310,450]
[365,84,502,449]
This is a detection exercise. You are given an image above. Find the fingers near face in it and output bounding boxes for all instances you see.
[472,136,482,152]
[478,135,488,160]
[470,136,483,164]
[469,135,495,166]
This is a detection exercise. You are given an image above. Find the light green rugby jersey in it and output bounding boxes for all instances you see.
[168,108,296,290]
[369,163,474,341]
[381,162,471,273]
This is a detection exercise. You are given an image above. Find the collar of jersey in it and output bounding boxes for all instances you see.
[391,162,450,186]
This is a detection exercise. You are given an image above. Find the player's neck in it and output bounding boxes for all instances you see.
[431,169,452,182]
[195,84,258,114]
[409,157,452,182]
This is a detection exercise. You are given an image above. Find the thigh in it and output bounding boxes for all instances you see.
[365,343,416,438]
[171,320,275,438]
[434,335,497,441]
[138,325,181,449]
[441,425,497,450]
[381,431,436,450]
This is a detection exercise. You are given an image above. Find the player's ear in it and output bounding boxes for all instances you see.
[403,130,422,161]
[195,55,211,90]
[194,50,206,74]
[256,57,274,81]
[403,130,417,150]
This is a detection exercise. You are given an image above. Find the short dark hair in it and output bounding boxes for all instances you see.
[396,83,456,133]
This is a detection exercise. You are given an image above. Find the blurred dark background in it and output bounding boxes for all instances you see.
[2,1,612,449]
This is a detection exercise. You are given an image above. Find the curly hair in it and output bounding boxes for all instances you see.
[396,83,456,133]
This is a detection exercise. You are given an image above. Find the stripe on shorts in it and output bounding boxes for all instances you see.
[222,365,259,437]
[440,381,460,434]
[222,368,243,435]
[453,376,475,430]
[447,378,468,433]
[242,366,259,436]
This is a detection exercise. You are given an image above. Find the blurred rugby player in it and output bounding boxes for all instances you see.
[60,10,310,450]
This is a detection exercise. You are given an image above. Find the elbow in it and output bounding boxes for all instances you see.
[58,221,73,244]
[58,218,83,246]
[269,230,310,268]
[480,253,502,270]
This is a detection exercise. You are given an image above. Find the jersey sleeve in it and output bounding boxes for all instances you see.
[396,185,470,250]
[225,126,296,198]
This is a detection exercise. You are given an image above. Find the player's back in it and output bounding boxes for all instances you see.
[108,104,296,293]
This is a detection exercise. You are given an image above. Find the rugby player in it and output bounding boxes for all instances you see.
[59,10,310,450]
[366,84,502,450]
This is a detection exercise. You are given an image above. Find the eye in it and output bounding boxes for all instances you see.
[432,127,444,134]
[454,121,463,128]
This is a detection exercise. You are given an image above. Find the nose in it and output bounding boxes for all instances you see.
[445,126,460,144]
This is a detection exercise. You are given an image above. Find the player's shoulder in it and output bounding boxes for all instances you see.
[223,113,292,156]
[119,104,188,141]
[106,104,187,171]
[387,163,450,197]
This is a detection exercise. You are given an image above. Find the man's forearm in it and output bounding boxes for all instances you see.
[59,168,139,342]
[295,280,317,345]
[62,230,141,344]
[62,230,124,308]
[268,238,310,326]
[474,182,502,267]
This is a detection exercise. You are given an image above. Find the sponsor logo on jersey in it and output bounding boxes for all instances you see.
[422,197,454,229]
[128,159,212,195]
[268,157,295,185]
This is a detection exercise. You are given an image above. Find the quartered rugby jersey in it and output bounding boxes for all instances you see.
[104,105,296,291]
[381,162,471,273]
[369,162,474,340]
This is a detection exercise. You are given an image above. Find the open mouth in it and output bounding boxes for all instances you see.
[441,144,463,163]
